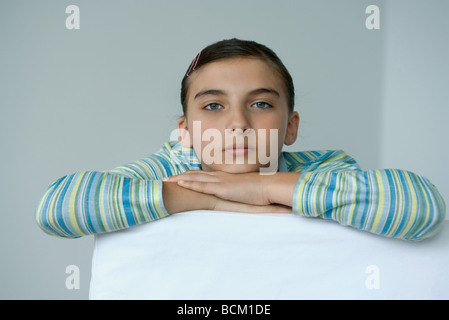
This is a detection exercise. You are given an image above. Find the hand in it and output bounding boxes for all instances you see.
[213,197,292,214]
[164,170,270,206]
[162,178,292,215]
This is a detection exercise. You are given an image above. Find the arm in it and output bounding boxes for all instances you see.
[35,171,170,238]
[35,144,202,238]
[36,167,290,238]
[291,169,446,241]
[166,163,446,241]
[163,181,291,215]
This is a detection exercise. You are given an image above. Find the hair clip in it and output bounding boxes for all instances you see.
[186,51,201,77]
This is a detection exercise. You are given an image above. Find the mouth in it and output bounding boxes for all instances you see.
[223,144,254,156]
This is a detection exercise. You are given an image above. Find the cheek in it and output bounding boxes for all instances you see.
[193,120,223,140]
[188,119,224,155]
[253,116,287,139]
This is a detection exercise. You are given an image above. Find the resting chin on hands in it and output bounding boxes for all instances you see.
[163,170,301,214]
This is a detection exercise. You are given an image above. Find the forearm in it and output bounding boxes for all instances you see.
[264,172,302,207]
[35,171,169,238]
[293,169,446,241]
[162,181,214,214]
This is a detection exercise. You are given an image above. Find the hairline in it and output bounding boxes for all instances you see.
[182,56,292,114]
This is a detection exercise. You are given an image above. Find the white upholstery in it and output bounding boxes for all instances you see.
[89,211,449,299]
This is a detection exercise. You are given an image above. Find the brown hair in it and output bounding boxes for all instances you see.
[180,38,295,114]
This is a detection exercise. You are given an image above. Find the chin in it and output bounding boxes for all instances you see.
[204,163,262,174]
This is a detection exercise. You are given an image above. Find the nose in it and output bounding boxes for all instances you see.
[225,107,251,135]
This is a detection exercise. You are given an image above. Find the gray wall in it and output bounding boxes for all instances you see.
[1,0,446,299]
[380,0,449,204]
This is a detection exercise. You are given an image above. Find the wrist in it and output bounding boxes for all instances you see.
[265,172,301,206]
[163,181,215,214]
[262,173,278,204]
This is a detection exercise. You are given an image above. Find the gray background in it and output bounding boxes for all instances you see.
[1,0,448,299]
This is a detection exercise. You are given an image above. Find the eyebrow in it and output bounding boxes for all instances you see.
[193,87,280,100]
[194,89,226,100]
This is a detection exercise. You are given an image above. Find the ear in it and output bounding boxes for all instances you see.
[284,111,300,146]
[177,116,193,148]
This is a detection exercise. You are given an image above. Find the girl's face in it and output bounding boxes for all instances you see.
[178,57,299,173]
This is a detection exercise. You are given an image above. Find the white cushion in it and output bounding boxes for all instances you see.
[89,211,449,299]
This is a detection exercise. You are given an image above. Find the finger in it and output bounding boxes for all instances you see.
[163,170,201,181]
[166,172,219,183]
[177,180,218,196]
[162,170,192,181]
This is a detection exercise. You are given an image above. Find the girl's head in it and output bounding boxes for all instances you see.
[178,38,299,174]
[181,38,295,114]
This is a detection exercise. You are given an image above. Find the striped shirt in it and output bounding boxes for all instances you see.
[36,141,446,240]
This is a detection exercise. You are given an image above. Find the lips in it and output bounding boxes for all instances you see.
[224,144,254,156]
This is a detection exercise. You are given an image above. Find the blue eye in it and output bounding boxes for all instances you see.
[204,103,223,111]
[252,101,272,109]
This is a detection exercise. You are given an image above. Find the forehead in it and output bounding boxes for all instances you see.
[187,57,285,98]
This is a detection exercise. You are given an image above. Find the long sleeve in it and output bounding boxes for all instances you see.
[287,150,446,241]
[35,171,169,238]
[35,142,193,239]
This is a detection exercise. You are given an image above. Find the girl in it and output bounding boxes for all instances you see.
[36,38,446,241]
